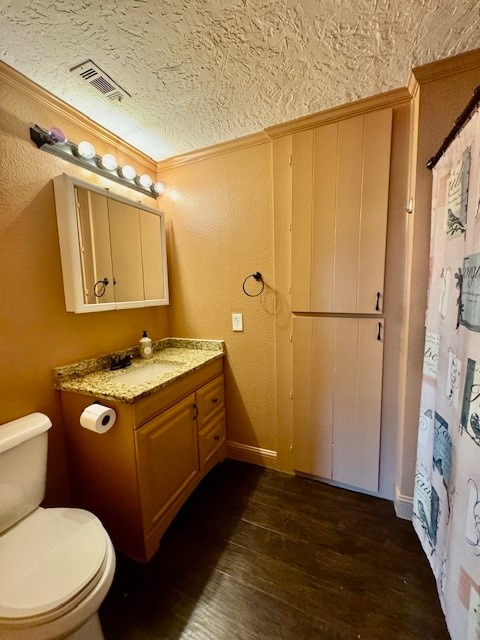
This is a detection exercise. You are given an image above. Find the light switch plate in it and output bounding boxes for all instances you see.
[232,313,243,332]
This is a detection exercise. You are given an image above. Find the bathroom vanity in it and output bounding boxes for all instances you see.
[54,339,226,562]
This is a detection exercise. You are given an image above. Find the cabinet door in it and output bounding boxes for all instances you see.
[74,187,115,304]
[135,394,199,533]
[292,316,335,479]
[292,317,384,492]
[108,198,145,305]
[291,109,392,314]
[140,210,166,303]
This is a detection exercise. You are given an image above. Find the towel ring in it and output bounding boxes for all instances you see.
[94,278,109,298]
[242,272,265,297]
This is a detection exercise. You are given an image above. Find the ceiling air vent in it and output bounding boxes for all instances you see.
[70,60,131,103]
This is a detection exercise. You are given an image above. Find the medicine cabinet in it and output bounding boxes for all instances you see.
[53,174,169,313]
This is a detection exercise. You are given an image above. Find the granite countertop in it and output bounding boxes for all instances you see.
[53,338,225,403]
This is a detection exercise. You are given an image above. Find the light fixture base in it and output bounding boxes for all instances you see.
[29,125,158,199]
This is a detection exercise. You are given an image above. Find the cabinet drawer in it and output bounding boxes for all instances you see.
[196,375,225,429]
[198,412,226,470]
[134,359,223,427]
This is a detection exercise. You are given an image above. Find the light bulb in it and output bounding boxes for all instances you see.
[43,127,67,146]
[119,165,136,180]
[137,174,153,189]
[76,141,96,159]
[100,154,118,171]
[152,181,166,195]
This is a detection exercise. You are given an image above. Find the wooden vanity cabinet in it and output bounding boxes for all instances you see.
[59,358,226,562]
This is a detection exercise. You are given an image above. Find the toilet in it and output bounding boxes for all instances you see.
[0,413,115,640]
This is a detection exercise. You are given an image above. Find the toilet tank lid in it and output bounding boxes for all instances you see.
[0,413,52,453]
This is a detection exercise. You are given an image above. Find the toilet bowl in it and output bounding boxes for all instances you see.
[0,413,115,639]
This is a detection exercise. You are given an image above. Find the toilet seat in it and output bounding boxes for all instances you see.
[0,507,109,625]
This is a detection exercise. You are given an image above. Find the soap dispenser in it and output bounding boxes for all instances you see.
[139,330,153,359]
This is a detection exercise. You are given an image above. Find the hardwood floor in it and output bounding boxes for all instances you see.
[99,460,450,640]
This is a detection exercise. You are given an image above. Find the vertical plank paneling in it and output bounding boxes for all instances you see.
[290,108,390,492]
[332,318,383,491]
[358,109,392,313]
[311,123,338,312]
[354,318,383,491]
[291,130,314,312]
[292,317,314,473]
[333,115,364,312]
[293,317,335,478]
[332,318,359,484]
[311,318,335,478]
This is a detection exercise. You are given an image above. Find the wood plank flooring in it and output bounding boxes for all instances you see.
[99,460,450,640]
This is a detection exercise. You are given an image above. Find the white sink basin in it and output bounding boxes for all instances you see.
[115,362,180,386]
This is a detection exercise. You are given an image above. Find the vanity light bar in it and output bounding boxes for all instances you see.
[29,125,164,200]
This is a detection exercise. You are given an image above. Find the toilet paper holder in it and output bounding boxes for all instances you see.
[80,403,116,434]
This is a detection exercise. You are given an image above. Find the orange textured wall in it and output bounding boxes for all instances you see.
[0,67,168,505]
[158,144,277,456]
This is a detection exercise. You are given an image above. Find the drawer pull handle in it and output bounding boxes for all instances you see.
[212,397,218,404]
[375,291,381,312]
[377,322,382,341]
[214,434,220,441]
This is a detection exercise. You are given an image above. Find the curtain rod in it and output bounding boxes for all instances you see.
[427,85,480,170]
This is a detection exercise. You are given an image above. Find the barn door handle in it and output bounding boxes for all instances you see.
[375,291,381,312]
[377,322,383,341]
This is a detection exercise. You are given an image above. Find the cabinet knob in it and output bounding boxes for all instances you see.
[193,404,198,420]
[212,397,218,404]
[214,434,220,441]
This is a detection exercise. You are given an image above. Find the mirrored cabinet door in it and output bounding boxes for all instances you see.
[107,198,144,305]
[140,211,166,303]
[54,173,169,313]
[75,187,115,305]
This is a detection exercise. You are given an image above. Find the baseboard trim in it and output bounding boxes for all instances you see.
[227,441,277,468]
[394,491,414,520]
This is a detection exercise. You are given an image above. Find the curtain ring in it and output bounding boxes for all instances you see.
[242,272,265,297]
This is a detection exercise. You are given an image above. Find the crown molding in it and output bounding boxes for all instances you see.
[407,71,420,99]
[264,87,411,139]
[0,61,156,171]
[157,88,411,169]
[157,131,270,170]
[412,48,480,86]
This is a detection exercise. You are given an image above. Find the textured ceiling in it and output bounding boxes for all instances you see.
[1,0,479,160]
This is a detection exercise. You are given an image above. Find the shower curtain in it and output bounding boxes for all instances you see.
[413,104,480,640]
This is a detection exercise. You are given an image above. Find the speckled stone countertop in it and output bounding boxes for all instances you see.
[53,338,225,403]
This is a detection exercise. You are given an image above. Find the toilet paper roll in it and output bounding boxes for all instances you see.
[80,404,116,434]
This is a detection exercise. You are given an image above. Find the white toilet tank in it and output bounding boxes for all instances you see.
[0,413,52,534]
